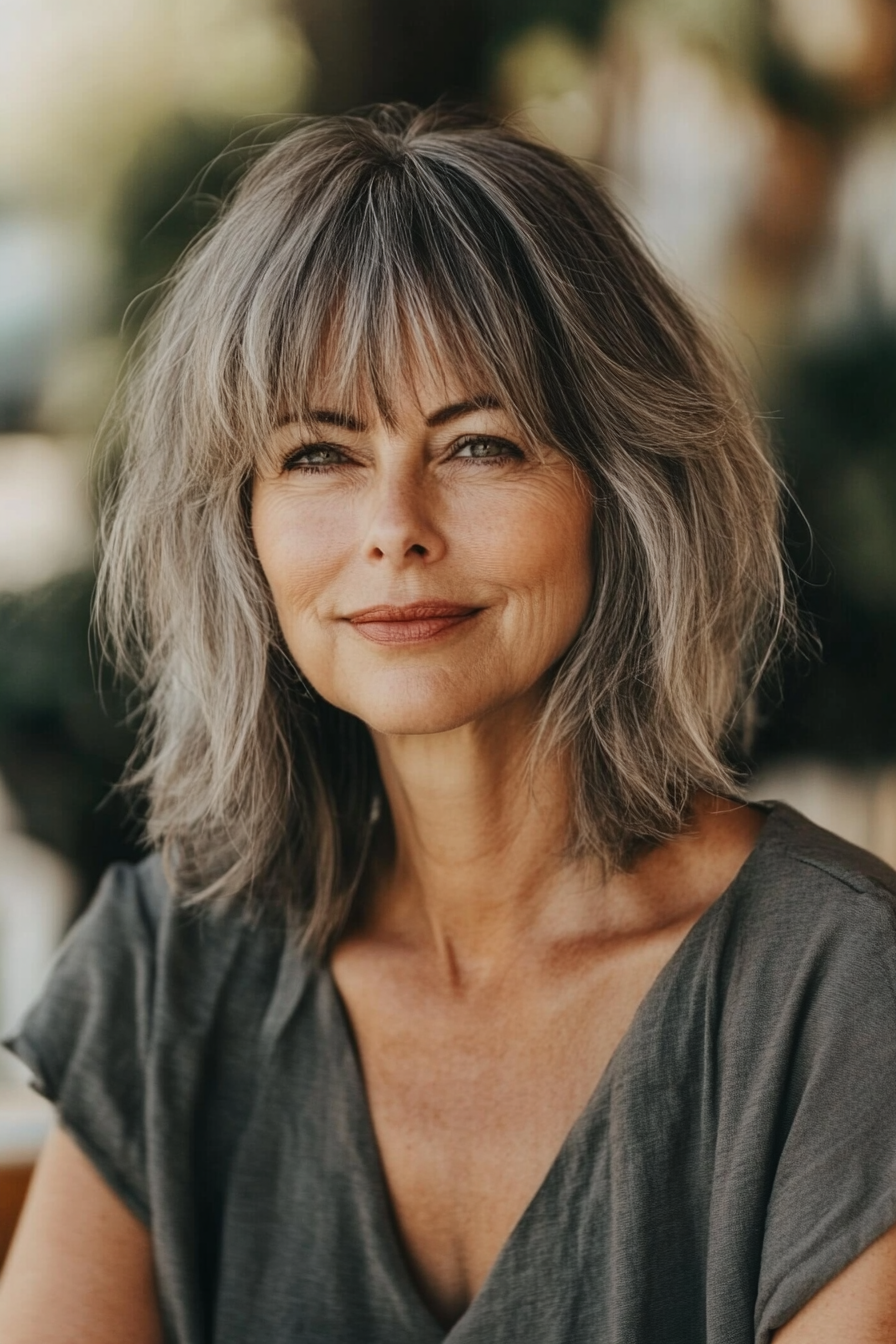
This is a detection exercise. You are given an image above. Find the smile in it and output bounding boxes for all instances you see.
[346,603,482,645]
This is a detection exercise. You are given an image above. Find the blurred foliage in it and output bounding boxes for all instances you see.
[0,574,142,904]
[758,41,848,129]
[114,0,614,317]
[781,323,896,612]
[484,0,611,48]
[757,320,896,762]
[114,116,269,329]
[291,0,610,115]
[3,0,896,897]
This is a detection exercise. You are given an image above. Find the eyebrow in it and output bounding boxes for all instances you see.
[295,394,502,434]
[303,408,364,432]
[424,395,502,427]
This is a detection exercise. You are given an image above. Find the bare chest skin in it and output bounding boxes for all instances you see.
[330,906,713,1326]
[329,803,765,1328]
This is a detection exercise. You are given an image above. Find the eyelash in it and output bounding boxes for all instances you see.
[281,434,523,474]
[452,434,523,465]
[281,445,345,475]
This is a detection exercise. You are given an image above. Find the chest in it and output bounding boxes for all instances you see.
[330,937,685,1325]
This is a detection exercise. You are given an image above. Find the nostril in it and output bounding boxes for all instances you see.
[408,544,427,557]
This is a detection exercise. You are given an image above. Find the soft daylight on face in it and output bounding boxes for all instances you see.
[251,363,595,738]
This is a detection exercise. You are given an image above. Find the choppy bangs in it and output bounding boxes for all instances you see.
[245,159,569,476]
[98,105,792,955]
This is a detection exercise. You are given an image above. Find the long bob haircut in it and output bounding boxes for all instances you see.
[98,104,789,956]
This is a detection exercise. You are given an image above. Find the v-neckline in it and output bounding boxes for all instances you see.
[322,802,785,1340]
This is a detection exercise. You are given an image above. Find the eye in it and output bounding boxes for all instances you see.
[452,435,523,463]
[282,443,347,472]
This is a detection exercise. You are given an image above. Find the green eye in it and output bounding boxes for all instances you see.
[285,444,345,470]
[454,436,520,460]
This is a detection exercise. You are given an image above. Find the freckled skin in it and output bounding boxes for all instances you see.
[2,375,885,1344]
[250,369,594,736]
[252,365,896,1341]
[249,368,772,1328]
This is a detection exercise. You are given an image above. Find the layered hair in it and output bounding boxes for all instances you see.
[98,103,789,955]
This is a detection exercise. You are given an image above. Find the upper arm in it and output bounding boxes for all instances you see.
[750,879,896,1338]
[772,1221,896,1344]
[0,1127,164,1344]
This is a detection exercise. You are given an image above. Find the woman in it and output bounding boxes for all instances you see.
[1,104,895,1344]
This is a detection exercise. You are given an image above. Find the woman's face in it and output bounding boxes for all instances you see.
[251,364,594,737]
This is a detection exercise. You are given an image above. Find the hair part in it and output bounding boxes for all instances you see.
[97,103,792,956]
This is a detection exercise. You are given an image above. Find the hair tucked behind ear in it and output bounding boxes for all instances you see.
[96,103,793,956]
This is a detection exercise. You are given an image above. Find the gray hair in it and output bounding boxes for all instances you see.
[97,104,790,955]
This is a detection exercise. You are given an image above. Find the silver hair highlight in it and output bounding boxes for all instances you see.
[97,104,791,955]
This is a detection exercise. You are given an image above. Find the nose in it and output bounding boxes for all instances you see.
[362,470,446,567]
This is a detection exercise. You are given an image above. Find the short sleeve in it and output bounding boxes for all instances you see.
[3,861,162,1224]
[755,883,896,1340]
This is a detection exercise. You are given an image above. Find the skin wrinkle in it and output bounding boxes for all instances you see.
[252,367,594,746]
[0,106,873,1344]
[97,105,791,947]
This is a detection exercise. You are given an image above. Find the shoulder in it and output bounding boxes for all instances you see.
[644,803,896,1088]
[649,802,896,1105]
[721,802,896,986]
[757,799,896,900]
[729,808,896,1338]
[67,852,296,990]
[72,853,169,959]
[687,802,896,1135]
[5,855,311,1223]
[6,854,309,1111]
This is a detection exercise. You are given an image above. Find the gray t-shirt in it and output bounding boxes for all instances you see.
[6,802,896,1343]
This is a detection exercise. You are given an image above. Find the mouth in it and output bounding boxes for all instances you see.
[346,602,483,645]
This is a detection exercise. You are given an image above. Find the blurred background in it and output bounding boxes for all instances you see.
[1,0,896,1090]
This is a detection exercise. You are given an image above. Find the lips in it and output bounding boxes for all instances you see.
[347,602,482,645]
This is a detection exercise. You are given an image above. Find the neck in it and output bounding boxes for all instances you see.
[367,694,603,977]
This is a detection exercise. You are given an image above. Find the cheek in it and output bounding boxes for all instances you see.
[473,478,593,637]
[251,491,350,629]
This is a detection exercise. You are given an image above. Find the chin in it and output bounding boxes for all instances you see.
[347,697,486,738]
[329,668,509,738]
